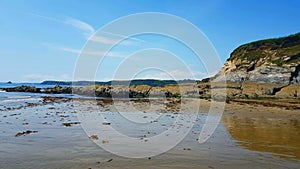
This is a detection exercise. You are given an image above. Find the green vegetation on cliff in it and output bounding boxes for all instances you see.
[229,32,300,66]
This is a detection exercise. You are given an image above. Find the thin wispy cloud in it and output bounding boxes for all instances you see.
[59,47,126,58]
[64,17,95,36]
[90,31,146,45]
[43,43,126,58]
[28,13,62,23]
[34,13,146,59]
[90,35,132,45]
[102,31,146,43]
[30,13,95,37]
[30,13,144,46]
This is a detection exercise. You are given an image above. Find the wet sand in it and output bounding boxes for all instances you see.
[0,97,299,169]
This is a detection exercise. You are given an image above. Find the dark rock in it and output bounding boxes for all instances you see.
[44,85,72,94]
[15,130,38,137]
[62,122,81,127]
[5,85,41,93]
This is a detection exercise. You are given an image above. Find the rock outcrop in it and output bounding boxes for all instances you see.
[44,85,72,94]
[214,33,300,84]
[1,85,72,94]
[275,84,300,98]
[4,86,41,93]
[73,84,197,98]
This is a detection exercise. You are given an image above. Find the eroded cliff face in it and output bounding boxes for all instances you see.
[215,33,300,84]
[215,60,299,84]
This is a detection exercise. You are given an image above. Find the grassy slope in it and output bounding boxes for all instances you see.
[229,33,300,66]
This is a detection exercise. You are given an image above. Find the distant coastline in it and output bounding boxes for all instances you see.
[40,79,197,87]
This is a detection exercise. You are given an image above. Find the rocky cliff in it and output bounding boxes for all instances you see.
[215,33,300,84]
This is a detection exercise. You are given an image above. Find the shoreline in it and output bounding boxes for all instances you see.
[0,94,299,168]
[1,81,300,99]
[1,91,298,119]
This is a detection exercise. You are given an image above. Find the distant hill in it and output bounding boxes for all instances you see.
[215,32,300,84]
[41,81,72,86]
[41,79,197,87]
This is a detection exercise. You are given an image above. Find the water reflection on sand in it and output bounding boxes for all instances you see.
[223,116,300,160]
[1,97,300,169]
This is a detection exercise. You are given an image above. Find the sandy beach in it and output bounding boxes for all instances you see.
[0,96,299,169]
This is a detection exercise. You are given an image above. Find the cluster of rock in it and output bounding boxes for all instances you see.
[214,57,300,84]
[4,86,41,93]
[44,85,72,94]
[198,81,300,99]
[73,84,197,98]
[214,33,300,84]
[1,85,72,94]
[1,82,299,99]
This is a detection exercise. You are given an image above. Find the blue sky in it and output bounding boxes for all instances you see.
[0,0,300,82]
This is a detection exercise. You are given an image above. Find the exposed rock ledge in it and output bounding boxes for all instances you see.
[1,82,299,99]
[214,33,300,84]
